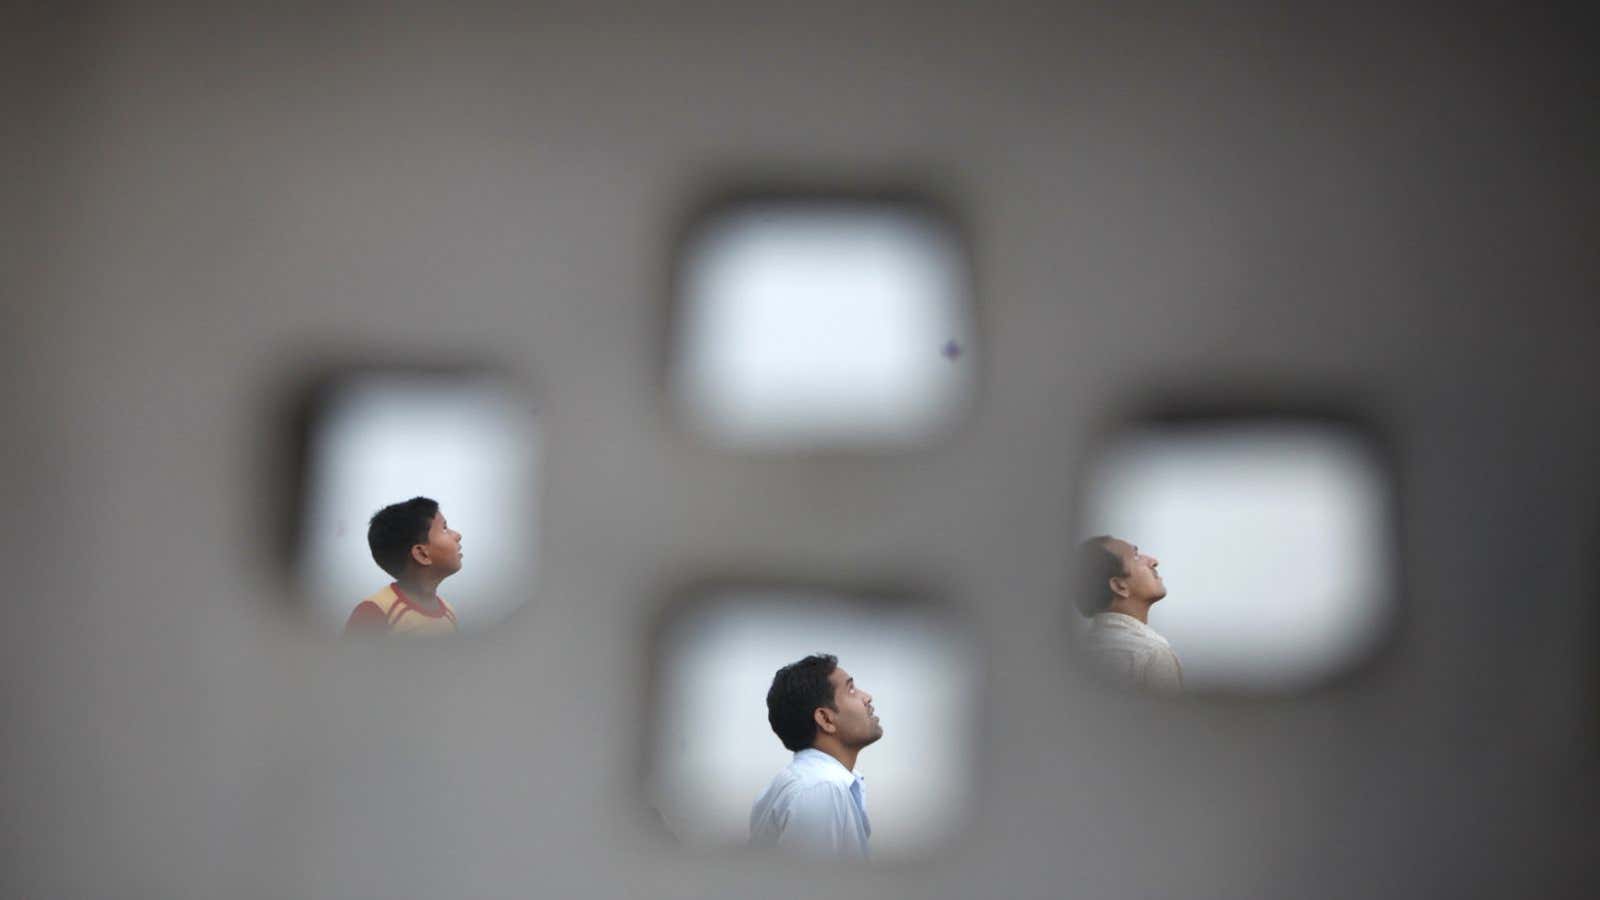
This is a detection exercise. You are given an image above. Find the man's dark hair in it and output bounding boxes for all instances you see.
[1076,535,1126,618]
[367,496,439,579]
[766,654,840,752]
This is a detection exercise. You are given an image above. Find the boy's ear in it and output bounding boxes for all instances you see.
[410,544,432,568]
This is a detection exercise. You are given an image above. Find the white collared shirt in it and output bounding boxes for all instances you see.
[1081,611,1184,695]
[749,748,872,860]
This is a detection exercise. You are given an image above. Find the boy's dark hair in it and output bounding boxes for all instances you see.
[1076,535,1126,618]
[766,654,840,752]
[367,496,439,579]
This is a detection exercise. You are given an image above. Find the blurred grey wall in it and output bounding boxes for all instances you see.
[4,3,1597,898]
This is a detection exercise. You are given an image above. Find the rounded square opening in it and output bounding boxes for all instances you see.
[644,583,982,861]
[293,370,541,636]
[1073,411,1398,695]
[669,195,976,452]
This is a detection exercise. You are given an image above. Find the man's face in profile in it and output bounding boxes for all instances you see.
[1106,537,1165,604]
[826,666,884,749]
[417,511,464,575]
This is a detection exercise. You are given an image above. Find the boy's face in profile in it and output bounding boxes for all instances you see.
[416,511,464,576]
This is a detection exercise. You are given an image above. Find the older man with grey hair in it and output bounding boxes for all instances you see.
[1076,536,1183,695]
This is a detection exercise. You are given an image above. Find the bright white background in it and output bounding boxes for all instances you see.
[671,204,976,450]
[296,374,540,634]
[1080,423,1394,693]
[648,588,981,858]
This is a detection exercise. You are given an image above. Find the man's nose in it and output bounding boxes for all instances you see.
[1149,555,1160,568]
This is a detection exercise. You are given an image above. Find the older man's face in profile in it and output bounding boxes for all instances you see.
[1106,537,1166,604]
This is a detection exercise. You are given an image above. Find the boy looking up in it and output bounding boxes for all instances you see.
[343,496,463,637]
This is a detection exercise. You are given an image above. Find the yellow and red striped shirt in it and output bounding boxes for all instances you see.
[343,583,458,637]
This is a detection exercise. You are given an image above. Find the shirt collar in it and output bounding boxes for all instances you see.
[1093,611,1166,640]
[793,747,864,786]
[389,582,450,619]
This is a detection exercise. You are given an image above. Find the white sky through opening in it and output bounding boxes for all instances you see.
[672,204,975,450]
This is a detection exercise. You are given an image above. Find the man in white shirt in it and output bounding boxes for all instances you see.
[750,654,881,860]
[1076,535,1184,695]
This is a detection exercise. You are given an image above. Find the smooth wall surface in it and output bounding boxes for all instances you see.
[5,3,1598,899]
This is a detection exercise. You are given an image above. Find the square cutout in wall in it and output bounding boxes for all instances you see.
[1076,417,1397,694]
[645,584,981,860]
[669,197,976,451]
[295,371,540,635]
